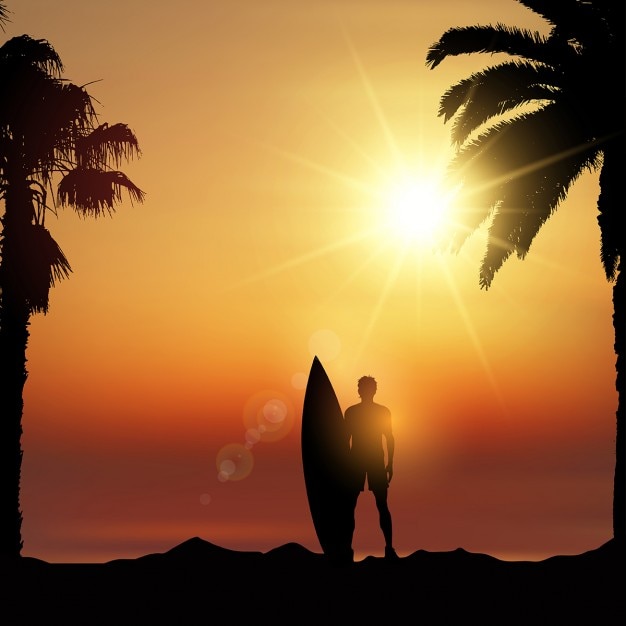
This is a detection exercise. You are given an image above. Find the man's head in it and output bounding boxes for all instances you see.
[357,375,377,400]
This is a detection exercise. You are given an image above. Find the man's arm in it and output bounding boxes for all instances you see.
[384,408,394,483]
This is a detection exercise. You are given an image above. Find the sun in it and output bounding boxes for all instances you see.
[382,174,453,247]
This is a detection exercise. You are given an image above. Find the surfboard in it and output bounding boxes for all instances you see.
[301,356,354,563]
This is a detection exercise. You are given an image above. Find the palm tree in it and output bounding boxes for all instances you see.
[0,4,8,29]
[425,0,624,545]
[0,34,144,560]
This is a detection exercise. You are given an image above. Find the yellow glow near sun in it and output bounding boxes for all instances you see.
[382,175,453,246]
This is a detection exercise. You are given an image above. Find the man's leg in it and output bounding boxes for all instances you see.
[374,490,393,549]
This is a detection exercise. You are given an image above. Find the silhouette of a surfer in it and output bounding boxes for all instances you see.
[344,375,398,560]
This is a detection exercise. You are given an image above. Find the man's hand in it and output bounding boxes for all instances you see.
[386,464,394,484]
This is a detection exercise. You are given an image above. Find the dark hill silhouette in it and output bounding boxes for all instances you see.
[264,541,324,562]
[109,536,264,566]
[6,537,623,625]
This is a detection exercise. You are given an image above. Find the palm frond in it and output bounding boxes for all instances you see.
[0,65,95,184]
[39,85,96,183]
[426,24,548,69]
[0,3,10,29]
[450,104,592,185]
[443,104,600,254]
[518,0,611,47]
[440,61,559,145]
[42,82,97,174]
[597,142,621,281]
[75,123,141,169]
[478,150,594,289]
[445,115,533,197]
[439,61,556,122]
[57,168,145,216]
[440,122,515,248]
[518,157,598,259]
[479,199,521,288]
[0,63,57,128]
[477,172,559,286]
[450,86,553,147]
[13,224,72,314]
[0,34,63,77]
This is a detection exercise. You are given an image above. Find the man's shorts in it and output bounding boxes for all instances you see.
[354,463,388,494]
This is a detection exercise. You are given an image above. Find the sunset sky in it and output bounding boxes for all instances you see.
[5,0,616,563]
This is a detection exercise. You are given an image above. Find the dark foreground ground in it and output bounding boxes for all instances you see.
[5,537,624,625]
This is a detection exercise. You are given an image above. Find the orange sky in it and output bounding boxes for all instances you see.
[5,0,616,563]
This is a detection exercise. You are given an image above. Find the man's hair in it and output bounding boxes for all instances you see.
[358,375,377,395]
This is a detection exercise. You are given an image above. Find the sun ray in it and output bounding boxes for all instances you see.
[310,238,392,319]
[260,141,377,196]
[224,228,375,291]
[340,22,403,169]
[307,108,389,176]
[352,243,411,367]
[437,255,510,416]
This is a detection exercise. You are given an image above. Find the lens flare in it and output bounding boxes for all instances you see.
[216,443,254,482]
[243,390,294,442]
[308,328,341,361]
[291,371,307,390]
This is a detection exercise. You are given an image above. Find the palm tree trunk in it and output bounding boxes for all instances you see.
[614,260,625,545]
[0,293,29,561]
[0,186,34,560]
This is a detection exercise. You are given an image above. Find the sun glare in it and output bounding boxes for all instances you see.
[383,176,452,247]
